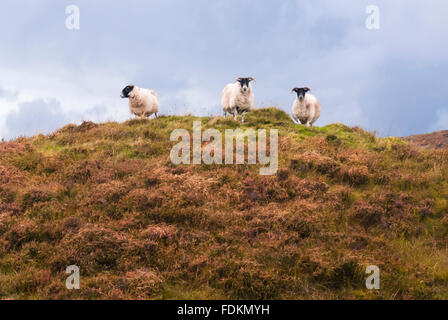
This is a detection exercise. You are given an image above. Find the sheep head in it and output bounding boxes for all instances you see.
[292,87,311,100]
[121,85,135,98]
[236,77,256,93]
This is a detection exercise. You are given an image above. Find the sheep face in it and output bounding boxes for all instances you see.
[292,87,310,101]
[120,85,135,98]
[236,77,256,93]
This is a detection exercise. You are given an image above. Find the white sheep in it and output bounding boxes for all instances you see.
[221,77,256,123]
[120,85,159,119]
[291,87,321,127]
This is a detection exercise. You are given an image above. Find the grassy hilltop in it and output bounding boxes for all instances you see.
[1,108,448,299]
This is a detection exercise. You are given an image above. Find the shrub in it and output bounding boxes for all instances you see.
[351,200,385,229]
[339,165,370,186]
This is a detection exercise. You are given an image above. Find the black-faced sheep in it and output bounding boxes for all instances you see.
[221,77,256,123]
[291,87,321,127]
[121,85,159,119]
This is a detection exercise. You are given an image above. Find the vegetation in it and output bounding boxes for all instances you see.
[0,108,447,299]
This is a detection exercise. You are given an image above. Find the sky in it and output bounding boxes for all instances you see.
[0,0,447,140]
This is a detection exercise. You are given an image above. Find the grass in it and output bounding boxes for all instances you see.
[0,107,448,299]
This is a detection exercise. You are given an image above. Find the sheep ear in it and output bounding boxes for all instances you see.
[291,88,298,93]
[248,77,256,83]
[236,78,242,82]
[304,87,311,92]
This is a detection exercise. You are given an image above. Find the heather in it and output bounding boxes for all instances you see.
[1,108,447,299]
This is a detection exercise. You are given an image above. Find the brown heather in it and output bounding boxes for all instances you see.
[0,108,448,299]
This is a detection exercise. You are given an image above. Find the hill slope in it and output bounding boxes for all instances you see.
[1,108,448,299]
[405,130,448,150]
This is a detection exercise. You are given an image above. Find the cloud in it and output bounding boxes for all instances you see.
[0,86,18,101]
[0,0,447,138]
[4,99,69,139]
[79,104,129,124]
[1,97,130,140]
[0,62,131,140]
[170,86,220,117]
[429,108,448,133]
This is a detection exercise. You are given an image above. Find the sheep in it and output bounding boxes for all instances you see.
[120,85,159,119]
[291,87,321,127]
[221,77,256,123]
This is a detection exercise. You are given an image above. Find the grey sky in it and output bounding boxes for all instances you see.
[0,0,447,140]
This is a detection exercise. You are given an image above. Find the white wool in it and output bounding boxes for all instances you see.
[221,81,255,123]
[128,86,159,119]
[291,93,321,127]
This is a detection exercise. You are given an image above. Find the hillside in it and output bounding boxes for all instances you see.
[405,130,448,150]
[1,108,448,300]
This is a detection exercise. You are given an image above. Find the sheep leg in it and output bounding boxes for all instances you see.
[241,111,247,123]
[223,111,227,117]
[233,110,238,121]
[155,113,158,118]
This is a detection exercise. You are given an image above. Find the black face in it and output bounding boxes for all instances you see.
[236,77,255,92]
[292,87,310,100]
[120,85,135,98]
